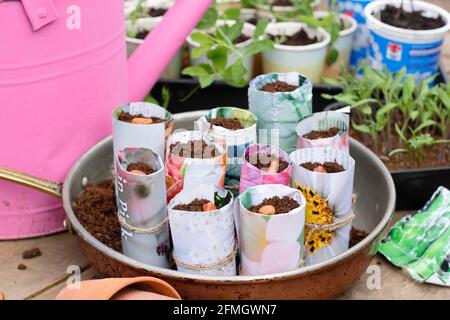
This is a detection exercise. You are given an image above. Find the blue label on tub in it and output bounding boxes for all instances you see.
[368,31,443,82]
[335,0,374,68]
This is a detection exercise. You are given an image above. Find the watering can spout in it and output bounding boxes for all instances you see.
[128,0,212,102]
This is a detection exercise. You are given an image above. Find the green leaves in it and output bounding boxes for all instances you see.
[197,7,218,30]
[182,64,215,88]
[207,47,228,72]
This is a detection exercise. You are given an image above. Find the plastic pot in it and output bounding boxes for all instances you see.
[365,0,450,82]
[262,22,331,83]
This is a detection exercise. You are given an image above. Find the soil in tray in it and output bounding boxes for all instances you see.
[170,140,220,158]
[247,153,289,173]
[127,162,156,175]
[73,181,368,255]
[248,196,300,215]
[208,117,243,130]
[118,111,164,124]
[270,29,319,46]
[173,199,211,212]
[73,180,122,252]
[379,4,445,30]
[301,161,345,173]
[148,7,168,17]
[350,129,450,170]
[303,127,340,140]
[260,80,298,93]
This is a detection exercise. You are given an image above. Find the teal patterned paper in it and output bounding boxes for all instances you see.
[248,73,313,153]
[378,187,450,287]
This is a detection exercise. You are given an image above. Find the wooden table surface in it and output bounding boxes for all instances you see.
[1,0,450,301]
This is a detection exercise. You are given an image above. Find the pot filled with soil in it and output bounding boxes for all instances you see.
[168,184,237,276]
[165,131,227,191]
[255,0,322,14]
[335,0,374,69]
[290,147,356,266]
[239,8,276,26]
[314,10,357,78]
[195,107,257,180]
[113,102,174,162]
[249,72,313,153]
[239,144,291,193]
[296,108,350,153]
[115,147,170,268]
[235,184,306,275]
[365,0,450,82]
[124,0,174,19]
[187,20,256,80]
[126,18,181,80]
[262,22,331,83]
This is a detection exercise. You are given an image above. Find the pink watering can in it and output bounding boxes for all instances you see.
[0,0,212,239]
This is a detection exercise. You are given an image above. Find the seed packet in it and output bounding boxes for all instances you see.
[379,186,450,287]
[165,131,227,190]
[195,107,257,178]
[235,184,306,275]
[113,102,174,162]
[239,144,292,193]
[290,147,355,266]
[296,107,350,153]
[168,184,237,276]
[116,147,170,268]
[248,72,313,153]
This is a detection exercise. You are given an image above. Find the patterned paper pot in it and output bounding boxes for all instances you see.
[336,0,374,69]
[125,18,181,80]
[195,107,257,179]
[248,72,313,154]
[187,20,256,80]
[262,22,331,83]
[314,11,357,78]
[365,0,450,82]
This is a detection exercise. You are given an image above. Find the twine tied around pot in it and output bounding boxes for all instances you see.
[118,215,169,234]
[172,243,238,271]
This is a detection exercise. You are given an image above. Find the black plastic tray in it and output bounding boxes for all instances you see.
[151,67,449,210]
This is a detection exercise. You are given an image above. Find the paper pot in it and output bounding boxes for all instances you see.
[239,144,292,193]
[116,147,170,268]
[296,108,350,153]
[187,20,256,80]
[314,11,357,78]
[236,184,306,276]
[290,147,355,266]
[262,22,331,83]
[165,131,227,190]
[248,72,313,154]
[168,185,237,276]
[365,0,450,82]
[195,107,257,178]
[113,102,174,163]
[126,18,181,80]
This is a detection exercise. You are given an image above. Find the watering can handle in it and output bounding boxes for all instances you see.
[0,167,62,199]
[2,0,60,31]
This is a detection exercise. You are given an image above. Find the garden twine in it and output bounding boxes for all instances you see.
[172,243,238,271]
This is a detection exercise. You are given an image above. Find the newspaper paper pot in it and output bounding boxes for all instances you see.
[116,147,170,268]
[165,131,227,190]
[249,72,313,154]
[239,144,292,193]
[236,184,306,276]
[113,102,174,163]
[290,147,355,266]
[168,185,237,276]
[195,107,257,179]
[296,108,350,153]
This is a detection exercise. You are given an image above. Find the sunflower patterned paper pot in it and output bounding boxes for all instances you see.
[248,72,313,154]
[290,147,355,266]
[165,131,227,191]
[168,184,237,276]
[296,108,350,153]
[235,184,306,275]
[195,107,257,179]
[116,147,170,268]
[239,144,292,194]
